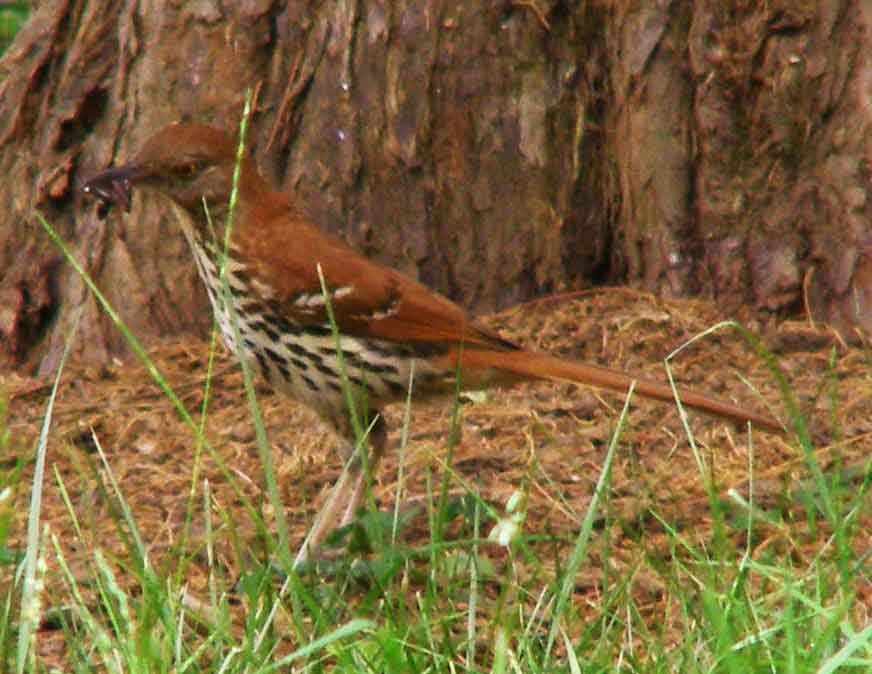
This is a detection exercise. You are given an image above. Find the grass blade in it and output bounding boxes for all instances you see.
[16,308,80,674]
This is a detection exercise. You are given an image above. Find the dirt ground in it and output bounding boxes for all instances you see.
[3,288,871,660]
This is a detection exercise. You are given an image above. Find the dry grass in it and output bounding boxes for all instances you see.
[2,288,871,668]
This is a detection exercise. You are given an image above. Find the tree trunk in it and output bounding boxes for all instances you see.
[0,0,869,374]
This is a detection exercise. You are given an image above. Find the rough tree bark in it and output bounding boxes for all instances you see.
[0,0,869,374]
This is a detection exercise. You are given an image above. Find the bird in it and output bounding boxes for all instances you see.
[82,122,783,565]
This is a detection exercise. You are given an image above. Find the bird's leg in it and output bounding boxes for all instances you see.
[338,417,387,528]
[293,451,358,567]
[293,415,387,567]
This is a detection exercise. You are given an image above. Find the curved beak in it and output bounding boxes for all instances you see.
[82,165,142,213]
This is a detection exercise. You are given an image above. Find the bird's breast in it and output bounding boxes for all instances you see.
[178,217,456,413]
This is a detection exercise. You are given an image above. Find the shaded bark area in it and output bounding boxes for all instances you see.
[606,2,697,297]
[0,0,870,373]
[689,0,870,333]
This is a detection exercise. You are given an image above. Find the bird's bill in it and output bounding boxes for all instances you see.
[82,165,140,213]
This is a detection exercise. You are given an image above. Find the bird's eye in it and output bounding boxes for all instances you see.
[175,158,208,179]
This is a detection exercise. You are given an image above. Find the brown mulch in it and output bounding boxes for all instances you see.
[2,288,871,660]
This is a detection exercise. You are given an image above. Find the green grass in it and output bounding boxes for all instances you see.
[0,2,28,56]
[3,95,871,671]
[3,317,871,671]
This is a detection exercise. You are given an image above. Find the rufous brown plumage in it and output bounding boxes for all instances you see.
[83,123,783,563]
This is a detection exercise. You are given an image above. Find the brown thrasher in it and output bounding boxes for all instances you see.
[83,123,782,564]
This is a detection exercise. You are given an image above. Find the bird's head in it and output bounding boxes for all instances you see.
[83,123,246,216]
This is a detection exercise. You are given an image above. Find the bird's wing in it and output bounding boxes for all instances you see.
[236,207,520,352]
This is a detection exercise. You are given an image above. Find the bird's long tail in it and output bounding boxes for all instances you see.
[456,348,784,434]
